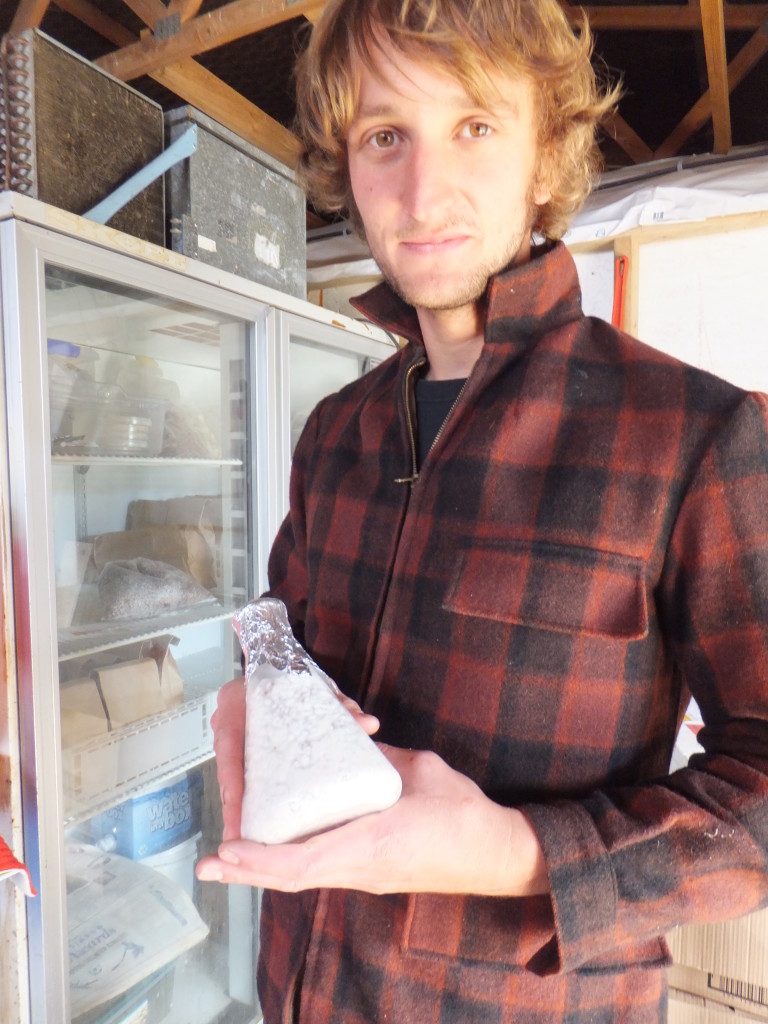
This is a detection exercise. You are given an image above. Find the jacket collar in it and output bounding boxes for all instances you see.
[349,240,583,351]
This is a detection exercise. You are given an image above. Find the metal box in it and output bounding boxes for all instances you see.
[0,29,165,245]
[165,105,306,297]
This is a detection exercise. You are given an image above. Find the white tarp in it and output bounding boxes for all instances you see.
[563,150,768,245]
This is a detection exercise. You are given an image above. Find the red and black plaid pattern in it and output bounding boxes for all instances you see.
[259,242,768,1023]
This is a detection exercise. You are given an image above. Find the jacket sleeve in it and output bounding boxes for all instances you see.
[522,390,768,975]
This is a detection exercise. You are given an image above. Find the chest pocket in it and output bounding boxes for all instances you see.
[443,538,648,641]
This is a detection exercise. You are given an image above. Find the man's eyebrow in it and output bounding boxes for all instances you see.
[352,103,400,121]
[352,96,521,121]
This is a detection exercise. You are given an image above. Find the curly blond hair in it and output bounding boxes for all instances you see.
[294,0,619,240]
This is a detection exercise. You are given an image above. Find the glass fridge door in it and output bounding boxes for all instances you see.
[286,311,393,457]
[1,220,266,1024]
[44,264,257,1023]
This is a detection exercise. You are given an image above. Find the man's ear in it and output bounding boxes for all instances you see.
[532,146,554,207]
[532,179,553,207]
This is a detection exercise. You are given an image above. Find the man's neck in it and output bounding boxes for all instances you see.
[415,240,534,381]
[417,303,485,381]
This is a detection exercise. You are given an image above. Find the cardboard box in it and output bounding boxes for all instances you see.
[0,30,164,244]
[667,909,768,1020]
[96,658,167,728]
[126,495,223,585]
[165,105,306,297]
[60,678,108,746]
[92,524,217,591]
[88,769,204,858]
[94,642,184,729]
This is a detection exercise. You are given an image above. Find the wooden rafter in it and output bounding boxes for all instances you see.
[120,0,168,28]
[53,0,135,45]
[52,0,300,166]
[603,111,655,165]
[155,58,300,165]
[655,24,768,158]
[11,0,768,168]
[10,0,51,32]
[167,0,205,22]
[96,0,326,82]
[577,4,768,32]
[699,0,732,153]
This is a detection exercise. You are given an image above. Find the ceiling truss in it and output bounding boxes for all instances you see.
[7,0,768,170]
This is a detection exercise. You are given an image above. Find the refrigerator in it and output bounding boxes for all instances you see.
[0,192,394,1023]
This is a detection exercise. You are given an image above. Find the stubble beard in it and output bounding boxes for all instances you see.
[365,214,536,314]
[381,259,498,312]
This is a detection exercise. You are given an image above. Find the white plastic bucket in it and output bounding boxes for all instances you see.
[140,831,201,900]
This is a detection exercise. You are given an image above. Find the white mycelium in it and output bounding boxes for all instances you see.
[236,599,402,844]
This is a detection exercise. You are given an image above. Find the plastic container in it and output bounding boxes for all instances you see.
[109,357,180,456]
[91,384,169,456]
[88,769,204,858]
[47,338,100,452]
[140,832,201,900]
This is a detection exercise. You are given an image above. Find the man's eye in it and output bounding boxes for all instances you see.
[370,130,397,148]
[465,123,491,138]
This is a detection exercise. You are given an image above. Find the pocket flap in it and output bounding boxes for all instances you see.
[444,540,648,640]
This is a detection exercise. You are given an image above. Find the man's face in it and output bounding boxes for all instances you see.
[346,38,551,315]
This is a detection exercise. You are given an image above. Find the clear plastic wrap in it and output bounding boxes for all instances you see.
[234,598,402,843]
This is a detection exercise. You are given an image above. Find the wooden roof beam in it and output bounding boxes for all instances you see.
[10,0,51,32]
[120,0,168,27]
[155,58,301,166]
[655,23,768,157]
[53,0,135,44]
[96,0,326,82]
[54,0,301,167]
[699,0,732,153]
[603,111,655,164]
[167,0,205,22]
[575,4,768,32]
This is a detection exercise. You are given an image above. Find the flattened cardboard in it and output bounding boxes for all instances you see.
[668,908,768,1020]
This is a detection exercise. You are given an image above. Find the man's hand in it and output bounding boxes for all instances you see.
[199,680,548,897]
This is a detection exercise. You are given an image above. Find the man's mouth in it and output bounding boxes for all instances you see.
[399,235,470,253]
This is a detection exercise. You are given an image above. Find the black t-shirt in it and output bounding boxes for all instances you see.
[415,376,466,468]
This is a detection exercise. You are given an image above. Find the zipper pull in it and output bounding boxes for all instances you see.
[394,473,419,485]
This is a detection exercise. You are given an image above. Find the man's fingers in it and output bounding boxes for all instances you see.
[339,694,380,735]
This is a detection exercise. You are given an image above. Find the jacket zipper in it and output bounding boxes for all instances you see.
[395,365,469,485]
[394,356,426,484]
[428,377,469,455]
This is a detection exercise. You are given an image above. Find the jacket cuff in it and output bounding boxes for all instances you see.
[521,801,618,975]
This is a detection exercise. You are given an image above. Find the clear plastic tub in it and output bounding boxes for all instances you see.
[48,339,100,452]
[91,385,169,456]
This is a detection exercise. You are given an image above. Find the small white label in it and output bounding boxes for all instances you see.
[254,233,281,269]
[197,234,217,253]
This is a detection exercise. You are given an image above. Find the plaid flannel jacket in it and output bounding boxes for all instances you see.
[258,242,768,1024]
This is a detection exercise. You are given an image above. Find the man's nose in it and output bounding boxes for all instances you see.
[400,141,454,221]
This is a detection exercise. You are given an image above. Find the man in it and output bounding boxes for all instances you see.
[196,1,768,1021]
